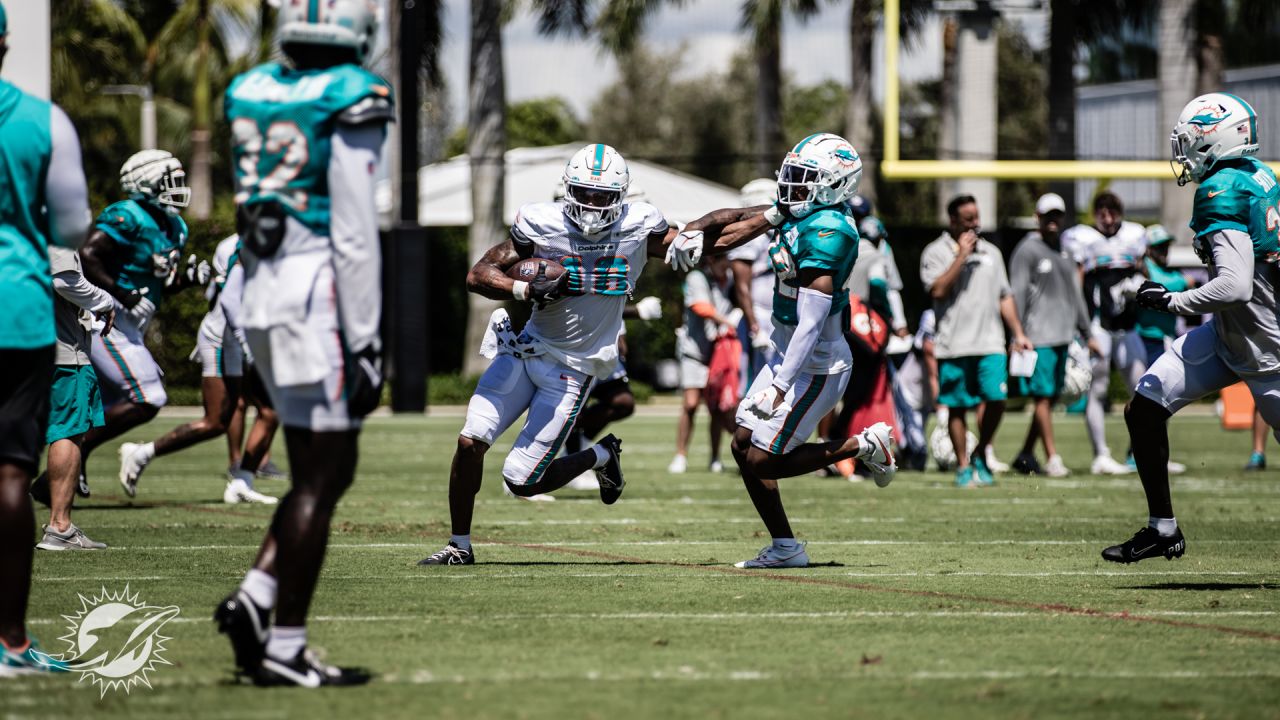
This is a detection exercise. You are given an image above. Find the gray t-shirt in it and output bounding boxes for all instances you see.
[1009,232,1091,347]
[678,269,733,363]
[50,246,112,366]
[846,238,885,303]
[919,233,1012,359]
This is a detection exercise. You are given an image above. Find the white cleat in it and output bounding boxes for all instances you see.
[1044,454,1071,477]
[502,481,556,502]
[565,471,600,491]
[708,459,724,473]
[858,422,897,488]
[667,455,688,474]
[223,478,278,505]
[118,442,147,498]
[984,445,1010,474]
[1091,454,1133,475]
[1167,460,1187,475]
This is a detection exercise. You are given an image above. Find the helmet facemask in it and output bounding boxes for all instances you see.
[564,182,625,236]
[776,159,857,219]
[156,167,191,213]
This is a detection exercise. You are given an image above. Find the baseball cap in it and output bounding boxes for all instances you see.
[1035,192,1066,215]
[1145,224,1173,246]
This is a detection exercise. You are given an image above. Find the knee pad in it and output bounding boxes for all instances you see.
[502,452,539,487]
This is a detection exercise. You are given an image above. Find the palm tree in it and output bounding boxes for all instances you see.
[846,0,931,202]
[742,0,821,177]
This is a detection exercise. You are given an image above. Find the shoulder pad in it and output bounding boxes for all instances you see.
[337,95,395,127]
[621,202,668,237]
[327,65,395,120]
[95,200,146,241]
[799,208,858,238]
[511,202,562,246]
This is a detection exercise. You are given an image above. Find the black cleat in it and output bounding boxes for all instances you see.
[417,542,475,566]
[29,473,52,507]
[1102,526,1186,564]
[595,434,624,505]
[1011,452,1042,476]
[255,648,371,688]
[214,590,269,675]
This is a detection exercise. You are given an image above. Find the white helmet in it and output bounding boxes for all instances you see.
[275,0,379,63]
[562,143,629,236]
[120,149,189,213]
[1170,93,1259,186]
[739,178,777,207]
[776,133,862,217]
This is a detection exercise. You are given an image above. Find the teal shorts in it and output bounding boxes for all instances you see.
[938,354,1008,409]
[46,365,104,443]
[1014,345,1068,399]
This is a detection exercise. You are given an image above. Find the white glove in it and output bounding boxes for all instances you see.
[751,327,772,349]
[127,294,156,326]
[184,254,212,286]
[743,385,789,422]
[635,296,662,321]
[665,230,704,272]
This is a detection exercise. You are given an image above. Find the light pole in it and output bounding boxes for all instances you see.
[101,84,156,150]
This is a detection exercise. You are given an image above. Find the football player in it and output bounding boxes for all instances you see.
[211,0,391,687]
[1060,191,1153,475]
[0,0,85,674]
[1105,93,1280,563]
[728,133,896,569]
[116,234,277,504]
[67,149,204,496]
[418,142,772,566]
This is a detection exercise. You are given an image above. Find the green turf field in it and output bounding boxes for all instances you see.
[7,411,1280,719]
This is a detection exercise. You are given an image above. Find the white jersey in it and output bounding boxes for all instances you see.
[197,235,240,346]
[512,201,666,378]
[1061,220,1147,272]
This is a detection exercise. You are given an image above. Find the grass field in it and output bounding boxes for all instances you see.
[7,409,1280,719]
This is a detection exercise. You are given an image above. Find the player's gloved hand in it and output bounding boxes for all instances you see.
[665,230,703,272]
[767,237,796,280]
[119,287,155,325]
[183,254,212,287]
[528,263,569,305]
[635,296,662,320]
[1134,280,1173,312]
[751,327,772,349]
[744,385,790,421]
[347,345,383,418]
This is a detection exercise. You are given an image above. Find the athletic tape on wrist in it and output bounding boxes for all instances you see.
[512,280,529,301]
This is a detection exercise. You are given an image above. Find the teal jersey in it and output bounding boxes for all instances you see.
[1135,258,1190,340]
[0,81,55,348]
[772,207,860,326]
[94,199,188,306]
[224,62,393,236]
[1191,156,1280,262]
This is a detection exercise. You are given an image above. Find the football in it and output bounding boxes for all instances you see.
[506,258,566,282]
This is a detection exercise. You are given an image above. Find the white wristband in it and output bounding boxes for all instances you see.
[512,280,530,301]
[763,205,786,227]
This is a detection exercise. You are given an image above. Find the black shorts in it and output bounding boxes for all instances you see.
[590,375,632,402]
[0,346,54,475]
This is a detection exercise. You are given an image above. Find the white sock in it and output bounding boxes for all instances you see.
[137,441,156,463]
[772,537,798,550]
[239,568,277,610]
[591,444,610,469]
[853,434,873,459]
[450,534,471,551]
[265,626,306,662]
[1149,516,1178,537]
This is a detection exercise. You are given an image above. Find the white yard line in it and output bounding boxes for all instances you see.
[104,538,1280,550]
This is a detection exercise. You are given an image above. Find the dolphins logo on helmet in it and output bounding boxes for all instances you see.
[1170,93,1259,186]
[776,133,862,218]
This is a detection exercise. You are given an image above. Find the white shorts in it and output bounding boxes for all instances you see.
[90,315,166,408]
[244,261,356,432]
[735,361,850,455]
[460,354,594,485]
[1136,321,1280,437]
[194,329,244,379]
[680,356,709,390]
